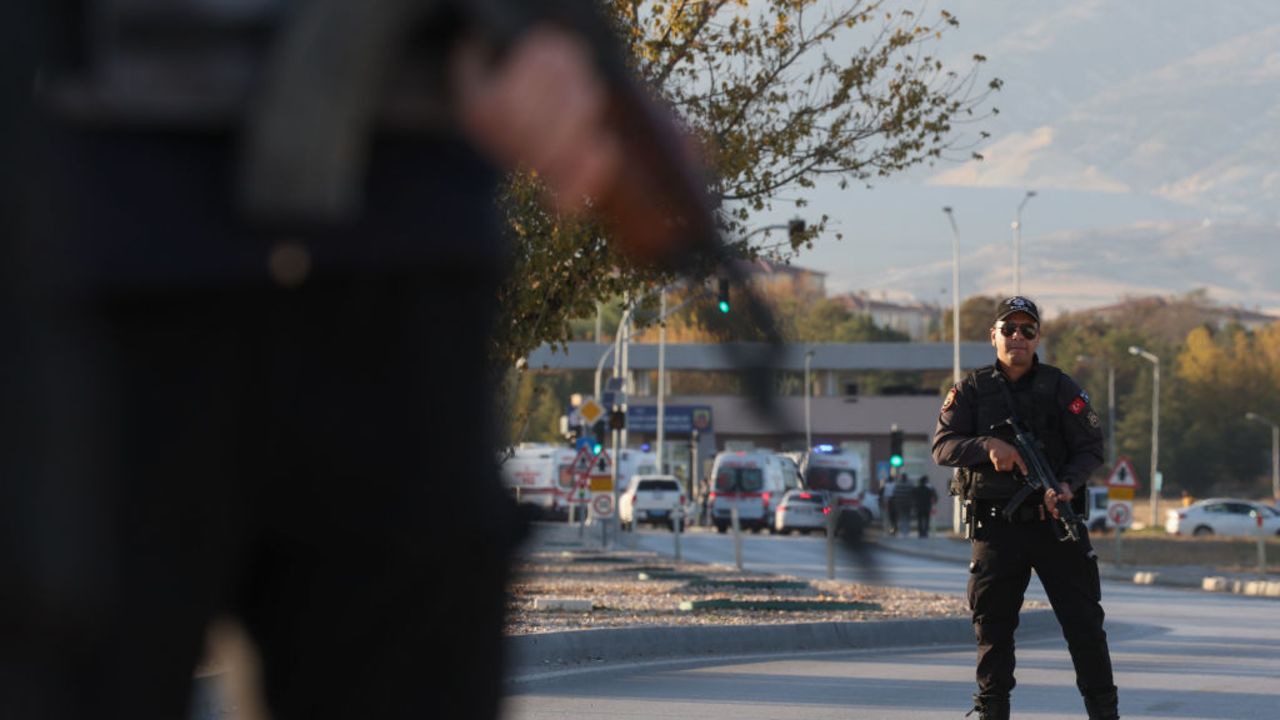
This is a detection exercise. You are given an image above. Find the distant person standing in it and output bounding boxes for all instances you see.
[915,476,938,537]
[881,476,898,535]
[892,472,917,536]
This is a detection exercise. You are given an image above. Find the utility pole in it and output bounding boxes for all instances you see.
[1129,346,1160,526]
[943,207,962,384]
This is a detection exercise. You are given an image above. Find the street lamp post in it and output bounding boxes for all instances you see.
[1012,191,1037,295]
[1244,412,1280,501]
[943,207,962,384]
[804,349,815,450]
[1129,346,1160,526]
[656,289,667,472]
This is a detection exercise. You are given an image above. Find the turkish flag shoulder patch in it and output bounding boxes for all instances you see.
[1068,397,1087,415]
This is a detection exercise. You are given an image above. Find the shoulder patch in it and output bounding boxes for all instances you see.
[1068,396,1087,415]
[941,386,958,412]
[1087,410,1101,427]
[1080,390,1091,404]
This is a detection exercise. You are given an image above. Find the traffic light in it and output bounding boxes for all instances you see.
[717,277,730,313]
[889,425,904,468]
[592,419,606,455]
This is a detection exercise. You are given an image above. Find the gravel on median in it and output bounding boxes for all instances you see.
[505,548,992,636]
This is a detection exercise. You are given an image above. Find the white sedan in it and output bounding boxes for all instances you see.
[1165,498,1280,537]
[774,490,831,535]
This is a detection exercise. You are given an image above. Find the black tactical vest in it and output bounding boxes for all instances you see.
[962,364,1068,501]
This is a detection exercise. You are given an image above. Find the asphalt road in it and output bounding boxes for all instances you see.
[502,530,1280,719]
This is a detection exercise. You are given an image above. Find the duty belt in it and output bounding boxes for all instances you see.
[975,499,1044,525]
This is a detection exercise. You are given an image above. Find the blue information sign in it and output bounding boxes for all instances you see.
[625,405,713,434]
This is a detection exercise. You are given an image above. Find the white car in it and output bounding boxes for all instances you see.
[1165,498,1280,537]
[773,490,831,535]
[1085,486,1111,533]
[620,475,685,531]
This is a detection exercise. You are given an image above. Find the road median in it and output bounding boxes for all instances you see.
[506,609,1059,681]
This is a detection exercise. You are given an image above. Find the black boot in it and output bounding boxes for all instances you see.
[965,695,1010,720]
[1083,689,1119,720]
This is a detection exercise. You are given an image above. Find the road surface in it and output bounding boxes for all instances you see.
[504,530,1280,719]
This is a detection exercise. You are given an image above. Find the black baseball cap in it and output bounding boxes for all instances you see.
[995,296,1040,323]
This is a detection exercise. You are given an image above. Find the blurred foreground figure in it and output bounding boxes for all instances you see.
[1,2,702,718]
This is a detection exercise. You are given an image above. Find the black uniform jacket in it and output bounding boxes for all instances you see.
[932,356,1104,495]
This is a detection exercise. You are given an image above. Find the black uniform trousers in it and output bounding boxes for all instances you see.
[968,506,1115,700]
[0,267,517,720]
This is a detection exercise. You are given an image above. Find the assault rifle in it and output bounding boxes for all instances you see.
[991,418,1096,559]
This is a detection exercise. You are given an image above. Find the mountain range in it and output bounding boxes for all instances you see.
[791,0,1280,317]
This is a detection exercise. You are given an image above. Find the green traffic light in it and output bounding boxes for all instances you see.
[890,455,903,468]
[718,300,730,313]
[592,443,603,455]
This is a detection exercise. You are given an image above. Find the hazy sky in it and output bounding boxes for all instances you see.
[745,1,1280,316]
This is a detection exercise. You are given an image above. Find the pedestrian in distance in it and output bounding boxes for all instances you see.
[892,470,917,537]
[933,296,1119,720]
[914,475,937,538]
[1,3,709,719]
[881,475,898,535]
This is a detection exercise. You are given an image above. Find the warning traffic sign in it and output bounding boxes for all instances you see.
[589,449,612,477]
[1107,458,1138,503]
[1107,458,1137,487]
[571,446,595,478]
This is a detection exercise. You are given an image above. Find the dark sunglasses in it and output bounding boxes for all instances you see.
[996,321,1039,339]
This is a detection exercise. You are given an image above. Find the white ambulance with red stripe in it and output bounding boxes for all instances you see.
[499,443,578,519]
[708,450,802,533]
[799,448,878,529]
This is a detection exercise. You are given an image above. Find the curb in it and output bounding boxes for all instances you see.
[870,538,1280,599]
[506,609,1059,681]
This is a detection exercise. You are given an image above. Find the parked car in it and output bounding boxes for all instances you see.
[1165,498,1280,537]
[708,450,801,533]
[1086,486,1111,533]
[773,490,831,535]
[620,475,685,531]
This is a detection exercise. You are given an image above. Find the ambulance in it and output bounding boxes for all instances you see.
[708,450,802,533]
[499,443,578,519]
[798,448,878,531]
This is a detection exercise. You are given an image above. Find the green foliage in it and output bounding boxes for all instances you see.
[1044,297,1280,498]
[492,1,999,369]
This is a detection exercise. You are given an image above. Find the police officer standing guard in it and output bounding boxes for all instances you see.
[933,297,1119,720]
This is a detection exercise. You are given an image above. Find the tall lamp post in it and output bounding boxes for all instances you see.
[1244,412,1280,501]
[1129,346,1160,526]
[943,207,962,384]
[804,349,815,450]
[1012,190,1036,295]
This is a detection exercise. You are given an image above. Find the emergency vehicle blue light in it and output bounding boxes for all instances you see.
[814,444,836,454]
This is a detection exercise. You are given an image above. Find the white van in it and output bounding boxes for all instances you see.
[499,444,578,518]
[615,448,659,494]
[708,450,802,533]
[799,449,878,527]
